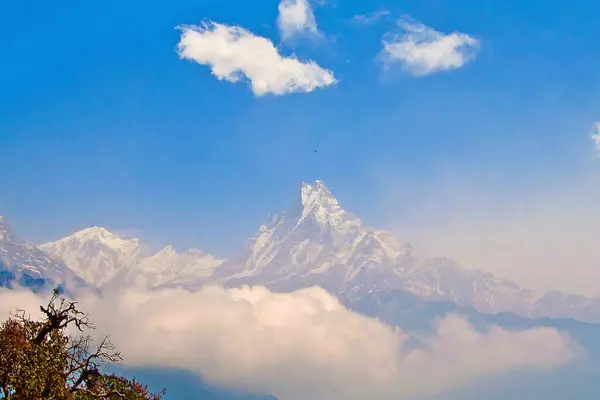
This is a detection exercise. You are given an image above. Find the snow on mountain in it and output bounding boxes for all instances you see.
[210,181,415,297]
[208,181,544,316]
[212,180,395,283]
[0,216,83,287]
[209,181,600,321]
[109,245,224,289]
[40,226,143,287]
[8,180,600,322]
[39,226,224,290]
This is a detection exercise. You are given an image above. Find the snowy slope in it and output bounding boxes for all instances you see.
[211,181,544,316]
[19,180,600,322]
[40,226,143,287]
[0,216,83,287]
[40,226,224,290]
[109,245,224,289]
[213,181,410,289]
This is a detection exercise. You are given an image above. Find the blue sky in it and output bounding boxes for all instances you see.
[1,0,600,268]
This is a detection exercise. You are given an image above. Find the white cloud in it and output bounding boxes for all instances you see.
[176,22,335,96]
[0,288,42,320]
[351,10,391,26]
[0,286,579,400]
[381,17,480,76]
[277,0,320,41]
[592,122,600,154]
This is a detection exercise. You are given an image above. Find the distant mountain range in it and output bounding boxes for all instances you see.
[3,181,600,323]
[0,216,84,291]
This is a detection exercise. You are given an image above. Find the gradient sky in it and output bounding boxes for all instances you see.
[1,0,600,292]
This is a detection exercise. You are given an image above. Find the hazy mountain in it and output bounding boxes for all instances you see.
[40,225,224,290]
[21,180,600,322]
[0,216,83,290]
[4,185,600,398]
[110,245,224,289]
[210,181,599,321]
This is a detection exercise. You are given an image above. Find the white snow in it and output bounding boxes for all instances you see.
[109,245,224,289]
[12,180,599,322]
[0,217,81,285]
[209,180,552,317]
[40,227,224,290]
[40,227,143,287]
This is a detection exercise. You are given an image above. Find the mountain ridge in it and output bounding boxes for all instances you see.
[40,226,144,287]
[3,181,600,323]
[0,216,84,290]
[209,181,546,317]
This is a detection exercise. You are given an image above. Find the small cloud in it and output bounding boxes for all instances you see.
[381,16,480,76]
[176,22,336,96]
[277,0,320,41]
[351,10,391,26]
[592,122,600,155]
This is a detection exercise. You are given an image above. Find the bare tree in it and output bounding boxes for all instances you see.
[0,288,165,400]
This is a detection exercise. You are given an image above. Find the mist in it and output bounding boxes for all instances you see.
[382,169,600,296]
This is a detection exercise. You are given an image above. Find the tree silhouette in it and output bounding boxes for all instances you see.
[0,288,165,399]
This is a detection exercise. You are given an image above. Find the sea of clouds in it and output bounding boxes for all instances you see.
[0,285,581,400]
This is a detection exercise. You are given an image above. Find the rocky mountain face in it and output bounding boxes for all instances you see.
[4,180,600,322]
[0,216,83,289]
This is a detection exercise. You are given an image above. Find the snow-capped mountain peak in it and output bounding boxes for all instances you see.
[0,216,82,287]
[107,244,224,289]
[300,180,336,208]
[155,244,177,256]
[5,179,600,323]
[64,226,140,251]
[212,180,395,285]
[40,226,143,287]
[212,180,544,318]
[296,180,363,231]
[39,226,226,290]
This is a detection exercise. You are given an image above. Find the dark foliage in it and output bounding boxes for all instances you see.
[0,288,165,399]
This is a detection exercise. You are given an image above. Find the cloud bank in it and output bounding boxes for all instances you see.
[177,22,335,96]
[0,286,579,400]
[277,0,320,41]
[381,17,480,76]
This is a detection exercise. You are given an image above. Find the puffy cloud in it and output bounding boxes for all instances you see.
[351,10,391,26]
[0,286,580,400]
[177,22,335,96]
[381,17,480,76]
[592,122,600,154]
[277,0,320,41]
